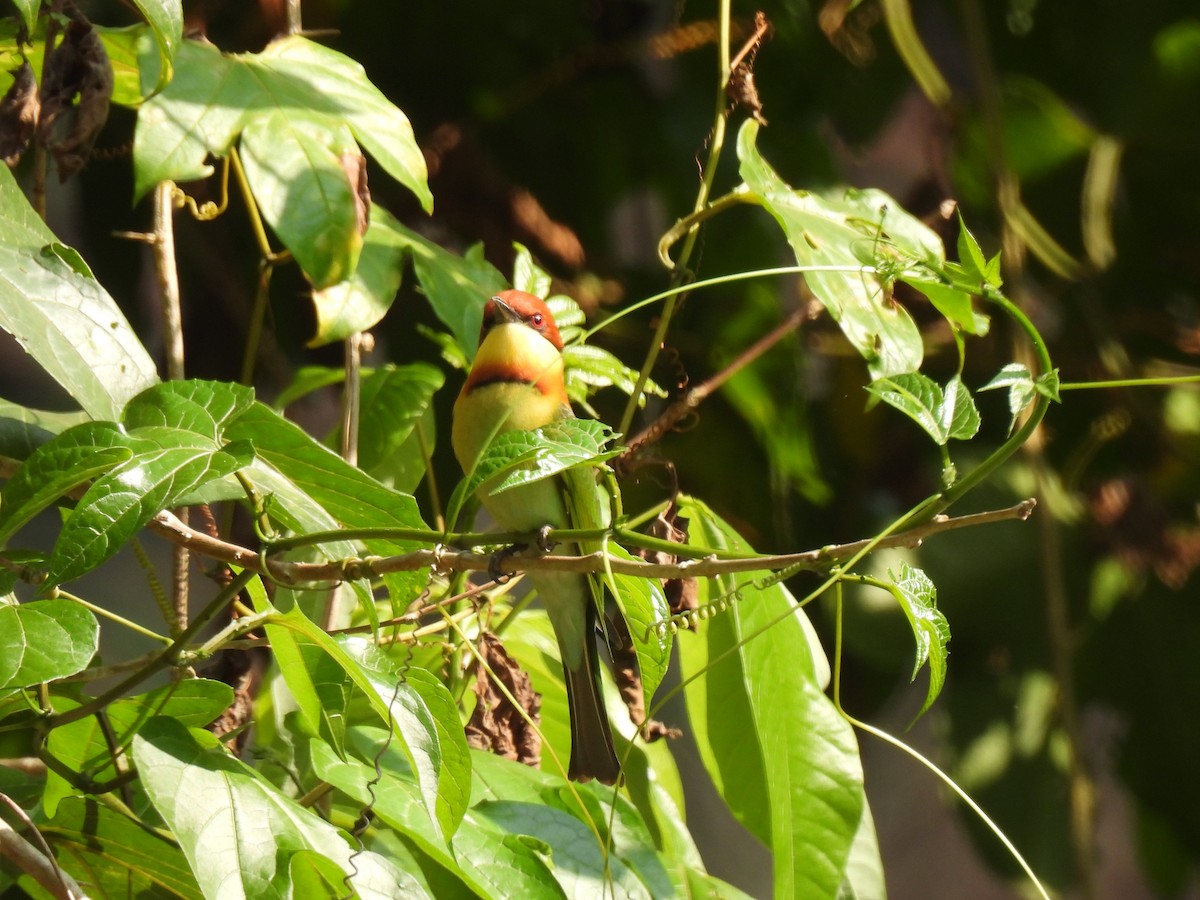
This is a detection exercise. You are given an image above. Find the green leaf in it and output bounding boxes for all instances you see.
[255,598,468,841]
[737,119,925,378]
[489,419,620,496]
[40,797,202,900]
[979,363,1038,433]
[240,111,362,288]
[336,637,472,839]
[607,544,672,709]
[122,379,256,440]
[886,563,951,719]
[903,275,991,336]
[677,497,864,898]
[310,205,411,346]
[132,35,430,207]
[545,293,586,332]
[262,613,353,757]
[941,375,981,441]
[315,728,565,900]
[270,366,347,411]
[128,0,182,92]
[0,599,98,689]
[473,800,651,899]
[0,399,89,461]
[132,717,424,899]
[0,165,160,421]
[10,1,39,34]
[48,428,254,584]
[447,419,618,529]
[866,372,949,444]
[839,796,887,899]
[226,402,430,607]
[956,211,990,283]
[865,373,978,445]
[386,225,507,360]
[0,422,134,547]
[43,679,234,816]
[468,752,675,898]
[356,363,444,491]
[511,244,552,299]
[562,344,667,409]
[1035,368,1062,402]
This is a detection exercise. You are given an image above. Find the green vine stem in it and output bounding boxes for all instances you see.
[834,586,1052,900]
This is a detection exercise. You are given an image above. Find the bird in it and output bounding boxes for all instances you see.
[452,289,621,784]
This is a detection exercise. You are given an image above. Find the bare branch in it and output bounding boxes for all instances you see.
[144,499,1037,585]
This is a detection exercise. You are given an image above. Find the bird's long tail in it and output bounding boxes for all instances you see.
[563,600,621,785]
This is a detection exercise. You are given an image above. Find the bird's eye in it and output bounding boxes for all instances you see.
[531,313,544,327]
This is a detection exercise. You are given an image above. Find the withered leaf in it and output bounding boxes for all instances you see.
[465,632,542,767]
[340,149,371,236]
[636,505,699,622]
[0,61,39,165]
[610,611,682,743]
[38,19,114,181]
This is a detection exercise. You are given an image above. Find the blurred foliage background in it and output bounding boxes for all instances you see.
[4,0,1200,895]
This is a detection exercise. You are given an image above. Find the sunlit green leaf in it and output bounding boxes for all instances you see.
[385,225,506,360]
[979,362,1037,433]
[122,379,256,441]
[253,597,468,841]
[956,212,990,283]
[9,0,39,34]
[311,205,411,345]
[941,375,981,441]
[0,599,97,689]
[132,717,422,899]
[473,800,650,898]
[355,363,444,491]
[0,422,133,547]
[737,119,924,377]
[40,797,202,899]
[904,275,990,336]
[887,563,951,719]
[43,679,235,816]
[240,112,362,288]
[563,343,666,410]
[0,165,159,421]
[511,244,552,299]
[866,373,948,444]
[677,497,863,898]
[48,428,254,584]
[227,401,429,607]
[132,35,430,210]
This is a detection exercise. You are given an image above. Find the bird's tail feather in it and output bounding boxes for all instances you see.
[564,604,621,785]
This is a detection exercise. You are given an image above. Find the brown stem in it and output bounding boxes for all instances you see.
[137,498,1036,584]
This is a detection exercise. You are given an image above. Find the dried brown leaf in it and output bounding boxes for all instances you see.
[340,149,371,236]
[0,61,39,165]
[38,19,113,181]
[465,633,542,767]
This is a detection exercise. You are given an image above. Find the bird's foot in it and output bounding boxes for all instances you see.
[488,544,526,583]
[535,525,556,553]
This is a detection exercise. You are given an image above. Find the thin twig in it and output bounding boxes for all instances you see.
[151,181,190,634]
[620,302,808,464]
[325,331,365,628]
[618,0,733,438]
